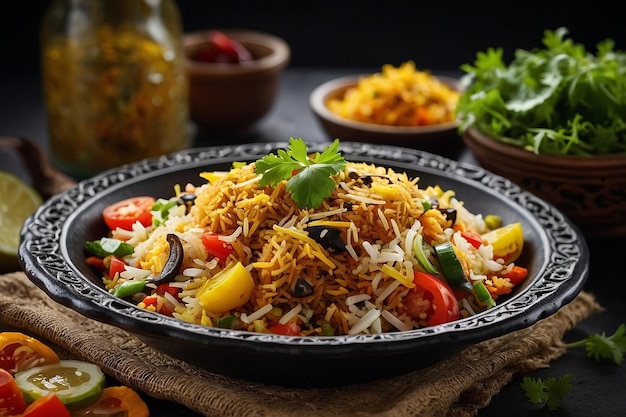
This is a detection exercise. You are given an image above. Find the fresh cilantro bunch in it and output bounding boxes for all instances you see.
[255,138,347,209]
[456,27,626,156]
[521,374,572,411]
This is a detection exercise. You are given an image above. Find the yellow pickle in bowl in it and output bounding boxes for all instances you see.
[40,0,190,178]
[328,61,460,127]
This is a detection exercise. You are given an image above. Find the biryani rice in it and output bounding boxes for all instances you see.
[108,161,522,336]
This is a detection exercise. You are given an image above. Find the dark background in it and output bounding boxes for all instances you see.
[2,0,625,74]
[1,2,625,416]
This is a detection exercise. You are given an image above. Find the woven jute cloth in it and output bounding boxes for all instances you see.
[0,271,601,417]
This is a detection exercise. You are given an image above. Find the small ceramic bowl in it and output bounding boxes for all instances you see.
[463,127,626,238]
[309,74,463,157]
[183,29,290,137]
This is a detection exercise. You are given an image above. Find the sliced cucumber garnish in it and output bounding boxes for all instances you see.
[15,359,105,411]
[433,241,472,291]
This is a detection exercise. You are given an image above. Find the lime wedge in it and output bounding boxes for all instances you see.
[0,171,43,272]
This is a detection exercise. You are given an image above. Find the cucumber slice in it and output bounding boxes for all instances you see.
[14,360,105,411]
[412,234,439,275]
[433,241,472,291]
[473,281,496,308]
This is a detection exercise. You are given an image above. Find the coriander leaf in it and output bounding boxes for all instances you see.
[287,164,338,209]
[521,374,572,411]
[255,150,302,187]
[565,323,626,365]
[85,238,134,258]
[254,138,346,208]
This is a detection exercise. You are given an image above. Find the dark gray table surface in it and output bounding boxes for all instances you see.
[1,67,624,417]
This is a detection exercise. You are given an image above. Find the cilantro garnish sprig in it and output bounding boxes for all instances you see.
[565,323,626,365]
[520,324,625,411]
[254,138,347,209]
[521,374,572,411]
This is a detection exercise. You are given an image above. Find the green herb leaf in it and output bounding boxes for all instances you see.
[255,138,347,208]
[85,237,134,258]
[456,27,626,156]
[565,323,626,365]
[521,374,572,411]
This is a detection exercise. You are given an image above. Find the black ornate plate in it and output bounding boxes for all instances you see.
[19,142,589,387]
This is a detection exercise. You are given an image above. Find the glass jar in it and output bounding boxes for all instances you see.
[41,0,190,178]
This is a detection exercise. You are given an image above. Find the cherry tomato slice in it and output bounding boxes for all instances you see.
[269,322,301,336]
[0,332,60,374]
[407,271,460,326]
[201,233,233,263]
[102,196,155,231]
[155,283,181,298]
[22,392,70,417]
[0,368,26,415]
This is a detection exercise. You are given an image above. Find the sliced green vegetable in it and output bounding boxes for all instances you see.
[15,360,105,411]
[412,234,439,275]
[472,281,496,308]
[216,315,238,329]
[151,198,178,226]
[321,321,335,336]
[433,242,472,291]
[112,280,146,298]
[85,238,134,258]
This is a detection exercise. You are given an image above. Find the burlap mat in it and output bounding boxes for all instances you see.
[0,271,601,417]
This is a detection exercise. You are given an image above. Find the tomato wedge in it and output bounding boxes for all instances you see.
[269,322,301,336]
[107,256,127,279]
[408,271,460,326]
[102,196,155,231]
[0,332,60,374]
[201,233,233,262]
[22,392,70,417]
[0,368,26,416]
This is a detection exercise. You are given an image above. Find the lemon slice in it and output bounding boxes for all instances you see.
[0,171,43,272]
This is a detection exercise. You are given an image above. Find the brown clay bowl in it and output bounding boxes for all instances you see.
[309,74,463,158]
[183,29,290,137]
[463,127,626,238]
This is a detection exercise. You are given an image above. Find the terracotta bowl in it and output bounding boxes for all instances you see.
[309,74,463,157]
[183,29,290,137]
[463,127,626,238]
